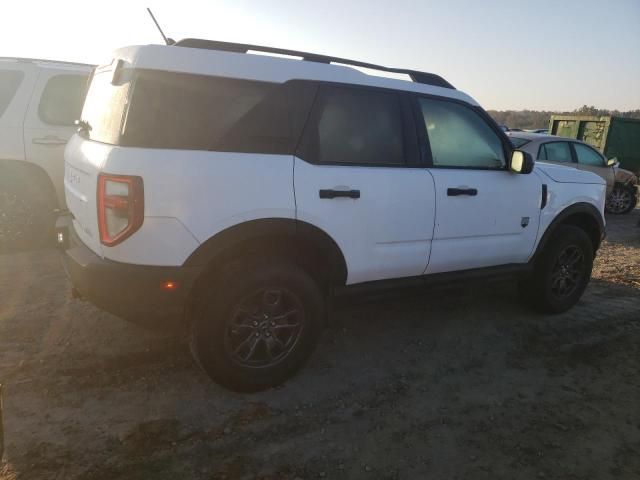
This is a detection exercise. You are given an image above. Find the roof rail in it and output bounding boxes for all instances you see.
[174,38,455,90]
[0,56,94,68]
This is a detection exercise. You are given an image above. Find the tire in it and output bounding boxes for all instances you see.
[0,174,55,253]
[520,225,593,314]
[190,259,325,392]
[605,185,637,214]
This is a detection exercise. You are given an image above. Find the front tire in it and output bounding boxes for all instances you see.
[605,185,637,214]
[520,225,593,314]
[190,260,325,392]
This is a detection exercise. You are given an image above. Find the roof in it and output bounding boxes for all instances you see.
[0,56,93,69]
[106,43,480,106]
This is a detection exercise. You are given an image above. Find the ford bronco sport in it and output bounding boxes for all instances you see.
[60,39,606,392]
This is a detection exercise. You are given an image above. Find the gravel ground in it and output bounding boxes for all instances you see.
[1,211,639,480]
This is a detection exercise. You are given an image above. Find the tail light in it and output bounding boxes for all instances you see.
[97,174,144,246]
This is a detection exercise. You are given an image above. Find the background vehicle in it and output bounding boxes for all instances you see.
[526,128,548,134]
[61,40,606,392]
[549,115,640,174]
[508,132,639,214]
[0,57,92,251]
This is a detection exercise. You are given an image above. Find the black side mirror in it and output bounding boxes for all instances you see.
[510,150,534,174]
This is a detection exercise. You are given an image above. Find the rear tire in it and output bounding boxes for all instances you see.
[519,225,593,314]
[605,185,637,214]
[190,259,325,392]
[0,175,54,253]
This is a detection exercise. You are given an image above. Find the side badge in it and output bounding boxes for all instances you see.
[521,217,530,228]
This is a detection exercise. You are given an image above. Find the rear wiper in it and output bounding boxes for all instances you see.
[74,119,92,135]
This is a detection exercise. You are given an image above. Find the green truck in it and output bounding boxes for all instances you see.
[549,115,640,174]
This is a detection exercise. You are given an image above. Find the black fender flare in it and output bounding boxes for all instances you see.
[532,202,605,261]
[183,218,348,286]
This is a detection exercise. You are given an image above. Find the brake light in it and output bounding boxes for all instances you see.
[97,174,144,246]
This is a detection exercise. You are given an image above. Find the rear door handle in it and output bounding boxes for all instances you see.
[319,189,360,199]
[447,187,478,196]
[32,136,67,146]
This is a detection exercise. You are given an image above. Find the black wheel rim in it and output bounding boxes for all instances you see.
[606,188,632,213]
[550,245,584,298]
[224,287,304,368]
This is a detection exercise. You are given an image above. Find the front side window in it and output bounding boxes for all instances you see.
[418,97,505,169]
[0,70,24,118]
[574,142,605,166]
[38,74,89,126]
[298,85,405,165]
[538,142,573,163]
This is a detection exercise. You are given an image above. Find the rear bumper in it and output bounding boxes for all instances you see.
[58,217,201,328]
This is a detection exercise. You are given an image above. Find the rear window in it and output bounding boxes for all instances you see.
[81,68,316,153]
[0,70,24,118]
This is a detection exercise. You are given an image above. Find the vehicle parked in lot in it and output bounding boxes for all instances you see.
[0,57,92,250]
[526,128,548,134]
[508,132,639,214]
[60,40,607,392]
[549,115,640,174]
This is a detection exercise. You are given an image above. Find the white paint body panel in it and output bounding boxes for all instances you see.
[425,169,542,274]
[1,59,91,206]
[294,159,435,284]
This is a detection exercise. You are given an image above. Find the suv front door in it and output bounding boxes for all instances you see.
[294,84,436,285]
[415,96,542,274]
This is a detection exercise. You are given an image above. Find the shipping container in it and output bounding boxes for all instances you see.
[549,115,640,173]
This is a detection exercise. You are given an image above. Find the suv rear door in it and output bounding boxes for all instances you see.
[294,84,436,285]
[23,66,90,207]
[414,96,542,274]
[0,62,37,163]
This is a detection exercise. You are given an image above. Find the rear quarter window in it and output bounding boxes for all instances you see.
[0,70,25,118]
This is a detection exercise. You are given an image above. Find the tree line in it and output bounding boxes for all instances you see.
[487,105,640,130]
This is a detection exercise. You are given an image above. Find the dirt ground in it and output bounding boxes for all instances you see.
[1,212,639,480]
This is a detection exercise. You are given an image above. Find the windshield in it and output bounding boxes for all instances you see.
[509,137,531,148]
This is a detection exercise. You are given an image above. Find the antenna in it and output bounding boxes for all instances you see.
[147,8,175,45]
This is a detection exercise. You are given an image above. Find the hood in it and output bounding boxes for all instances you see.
[535,162,606,185]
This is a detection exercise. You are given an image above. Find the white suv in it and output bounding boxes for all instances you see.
[0,57,92,250]
[60,39,606,392]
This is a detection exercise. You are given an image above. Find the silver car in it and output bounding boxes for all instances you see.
[508,132,639,214]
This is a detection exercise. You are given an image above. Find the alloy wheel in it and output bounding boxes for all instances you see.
[550,245,584,298]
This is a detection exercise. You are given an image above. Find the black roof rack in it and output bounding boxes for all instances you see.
[0,56,94,68]
[174,38,455,90]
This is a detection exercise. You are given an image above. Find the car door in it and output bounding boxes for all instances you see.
[294,84,436,285]
[571,142,614,194]
[414,96,542,274]
[23,67,89,207]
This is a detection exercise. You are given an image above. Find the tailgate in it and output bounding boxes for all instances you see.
[64,134,108,256]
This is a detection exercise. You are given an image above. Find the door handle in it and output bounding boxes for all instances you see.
[32,136,67,146]
[319,189,360,199]
[447,187,477,196]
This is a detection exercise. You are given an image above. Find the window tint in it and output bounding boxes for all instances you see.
[538,142,572,163]
[574,142,604,166]
[298,85,405,165]
[0,70,24,117]
[111,70,312,152]
[38,74,89,125]
[418,97,505,169]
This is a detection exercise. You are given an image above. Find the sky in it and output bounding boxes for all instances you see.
[2,0,639,111]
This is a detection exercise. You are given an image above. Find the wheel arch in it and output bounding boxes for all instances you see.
[183,218,348,291]
[534,202,605,260]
